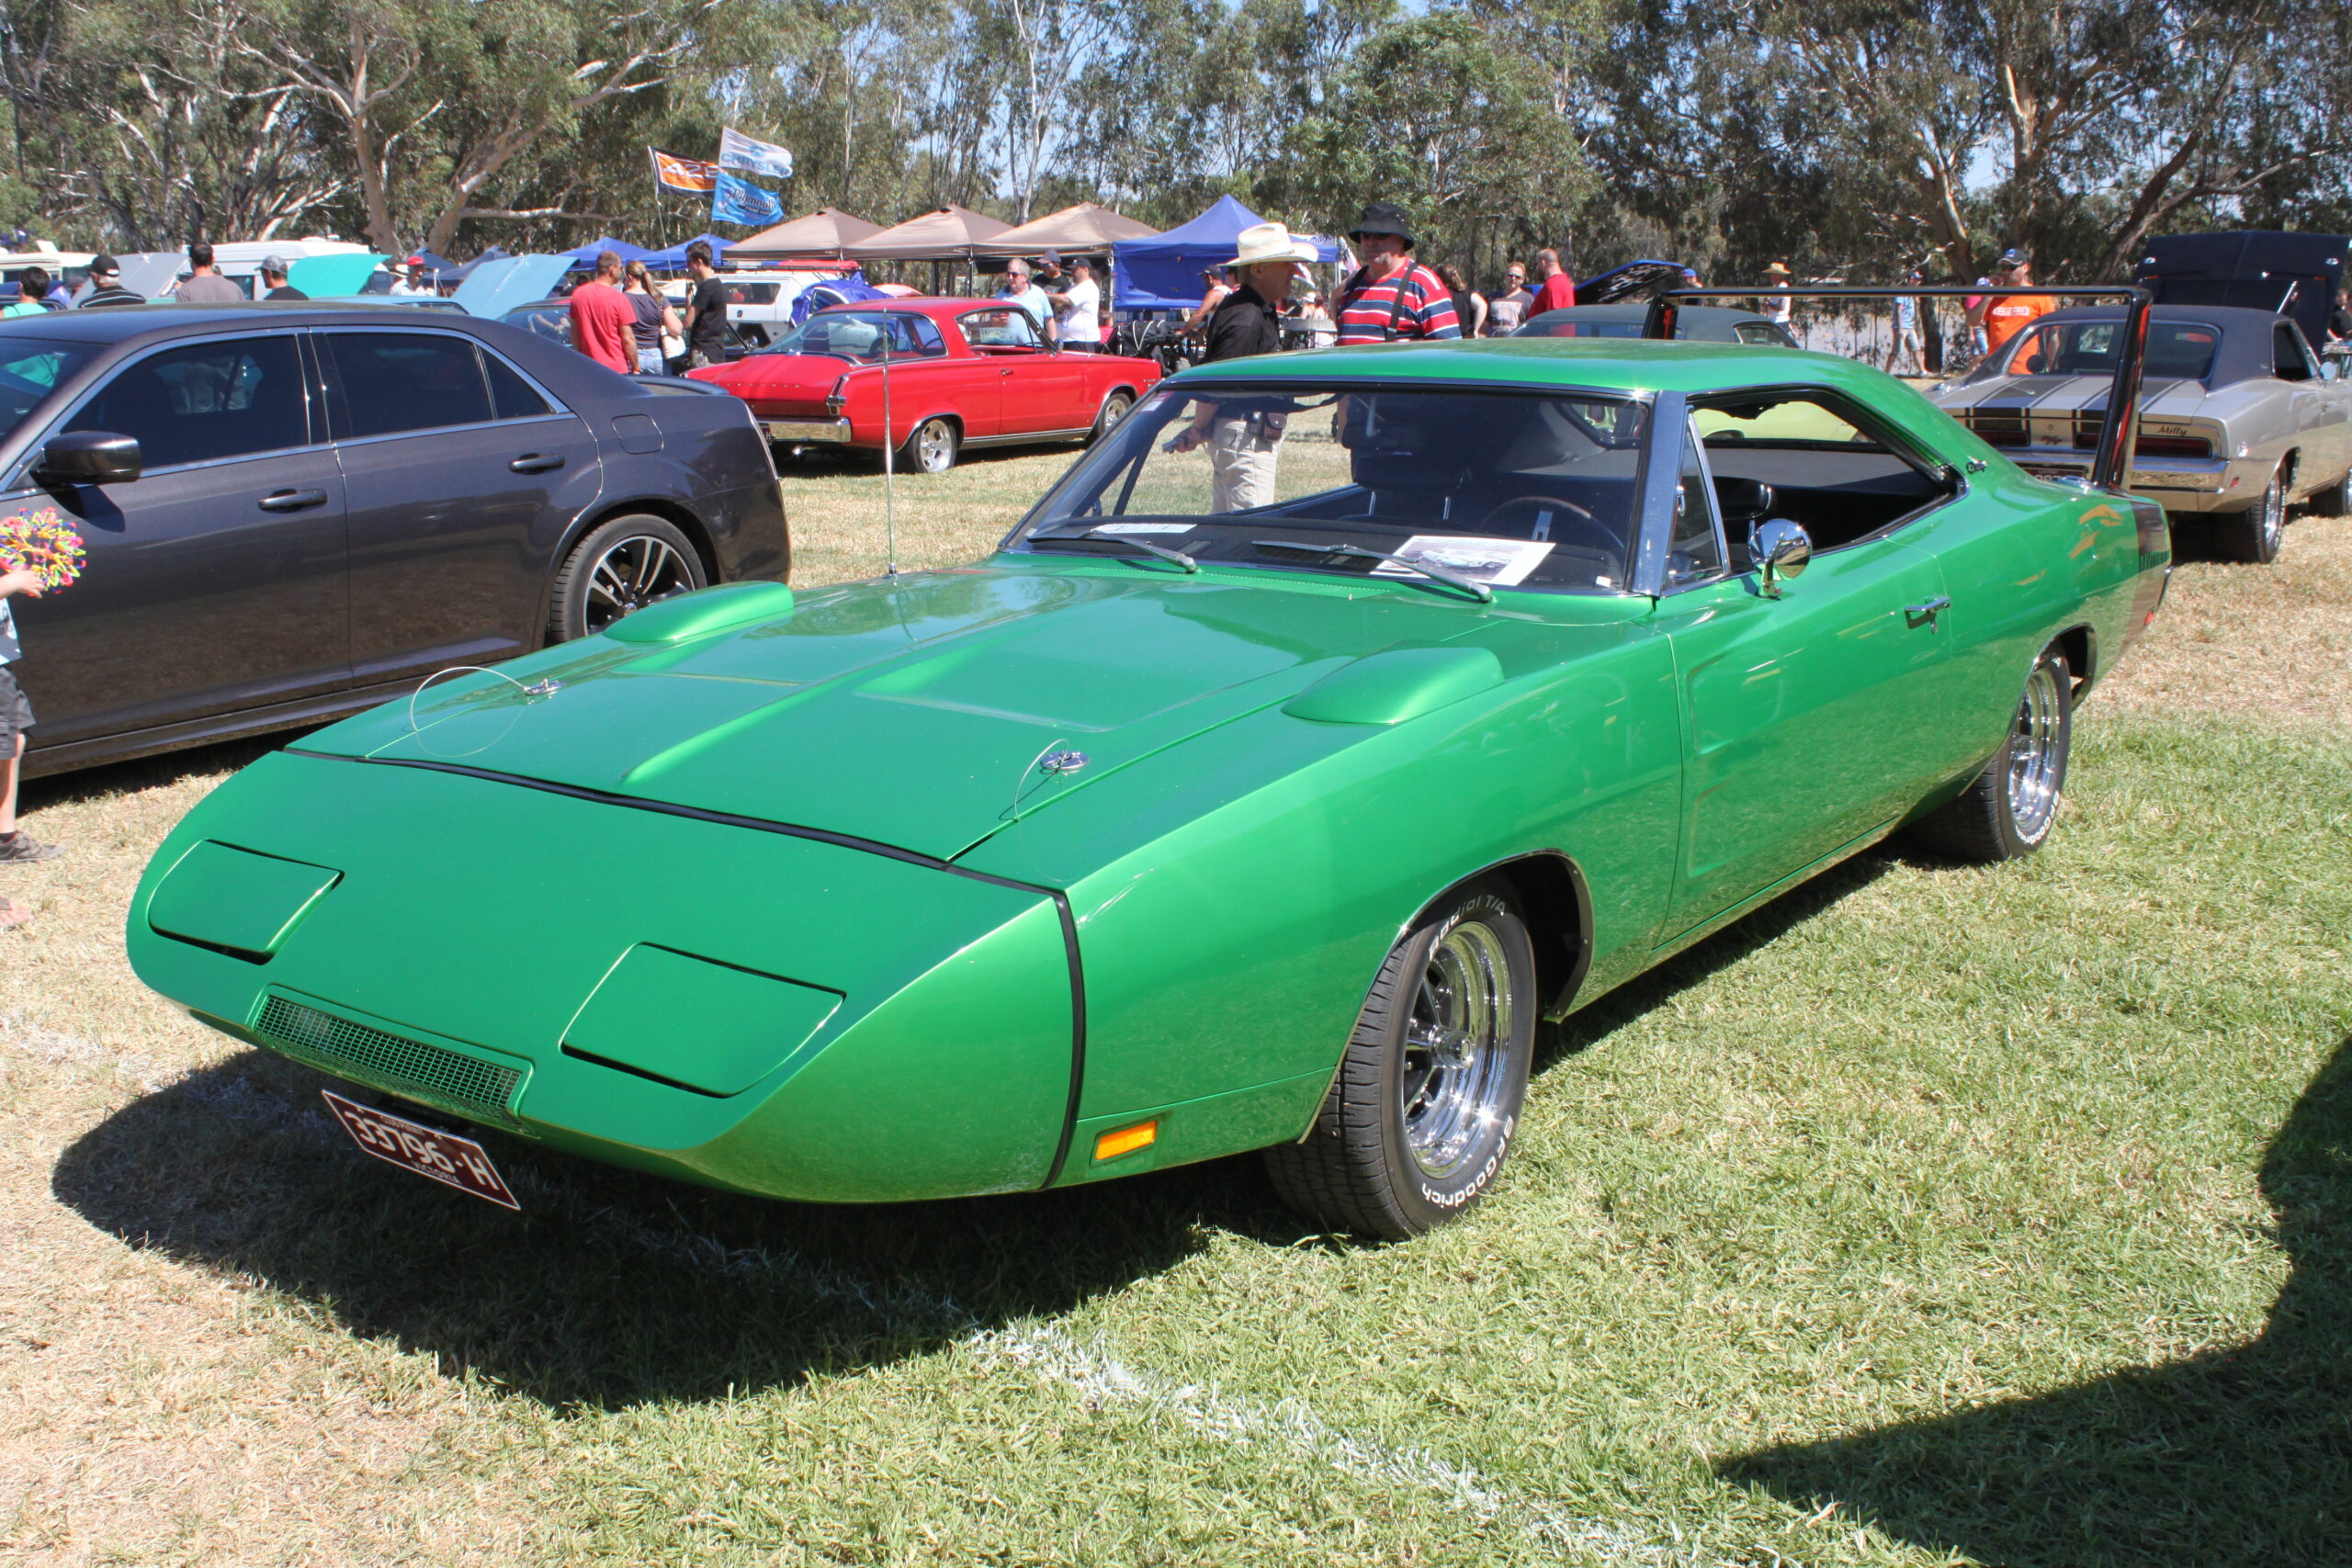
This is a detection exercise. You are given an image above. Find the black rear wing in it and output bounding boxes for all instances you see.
[1642,286,2154,493]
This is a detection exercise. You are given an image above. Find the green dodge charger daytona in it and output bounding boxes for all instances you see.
[129,337,2171,1238]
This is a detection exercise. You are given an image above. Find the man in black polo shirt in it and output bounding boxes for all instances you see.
[1167,220,1315,511]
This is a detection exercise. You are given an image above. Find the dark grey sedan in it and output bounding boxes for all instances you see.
[0,304,787,776]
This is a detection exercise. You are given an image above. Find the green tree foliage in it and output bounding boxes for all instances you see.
[0,0,2339,285]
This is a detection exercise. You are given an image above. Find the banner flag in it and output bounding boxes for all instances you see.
[650,149,718,192]
[710,170,784,226]
[718,127,795,180]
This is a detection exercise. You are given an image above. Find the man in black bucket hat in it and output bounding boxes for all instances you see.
[1335,200,1459,344]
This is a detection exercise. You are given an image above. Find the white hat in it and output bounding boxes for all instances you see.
[1230,221,1318,269]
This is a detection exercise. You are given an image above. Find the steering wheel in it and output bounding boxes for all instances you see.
[1478,494,1622,556]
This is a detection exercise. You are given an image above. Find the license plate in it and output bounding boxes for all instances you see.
[322,1089,518,1209]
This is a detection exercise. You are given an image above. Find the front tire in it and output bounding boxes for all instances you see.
[1265,881,1536,1240]
[2214,464,2287,563]
[547,514,707,642]
[1908,645,2072,863]
[898,416,958,474]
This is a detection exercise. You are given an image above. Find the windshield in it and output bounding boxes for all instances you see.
[762,310,944,361]
[1969,319,2221,384]
[0,337,97,447]
[1011,382,1649,593]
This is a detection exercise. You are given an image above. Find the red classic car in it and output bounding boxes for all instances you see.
[686,298,1161,472]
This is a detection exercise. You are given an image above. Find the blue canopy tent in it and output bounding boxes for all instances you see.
[641,232,732,270]
[1110,195,1344,311]
[558,235,653,269]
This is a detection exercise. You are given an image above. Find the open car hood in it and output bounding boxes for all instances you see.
[298,568,1495,863]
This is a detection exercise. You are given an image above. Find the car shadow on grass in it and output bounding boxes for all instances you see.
[1721,1035,2350,1566]
[51,1047,1284,1412]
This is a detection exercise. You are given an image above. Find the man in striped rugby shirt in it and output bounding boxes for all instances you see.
[1335,202,1460,345]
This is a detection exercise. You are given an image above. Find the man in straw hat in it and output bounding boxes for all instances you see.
[1166,220,1319,511]
[1763,261,1793,327]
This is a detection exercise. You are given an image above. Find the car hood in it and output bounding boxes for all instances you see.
[299,567,1509,863]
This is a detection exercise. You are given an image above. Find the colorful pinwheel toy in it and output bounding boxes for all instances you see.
[0,508,85,592]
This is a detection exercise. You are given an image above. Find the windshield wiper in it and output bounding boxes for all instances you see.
[1030,527,1199,573]
[1249,539,1493,603]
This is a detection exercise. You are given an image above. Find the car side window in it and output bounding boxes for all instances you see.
[481,351,556,419]
[963,309,1039,350]
[1733,323,1781,346]
[322,332,493,438]
[1666,417,1728,587]
[1692,389,1957,554]
[2275,325,2318,382]
[62,335,309,469]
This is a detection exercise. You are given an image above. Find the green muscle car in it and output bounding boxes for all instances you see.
[127,338,2172,1238]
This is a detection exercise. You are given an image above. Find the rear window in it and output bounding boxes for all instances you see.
[1974,320,2220,383]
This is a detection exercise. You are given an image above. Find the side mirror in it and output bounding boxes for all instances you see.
[1749,518,1812,597]
[36,430,141,486]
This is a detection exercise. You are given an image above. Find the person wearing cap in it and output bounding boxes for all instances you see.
[388,256,430,296]
[1335,202,1459,344]
[175,242,242,304]
[1045,256,1102,352]
[259,255,307,301]
[75,255,143,309]
[1970,247,2055,364]
[1531,247,1575,315]
[1762,261,1793,327]
[1166,221,1317,510]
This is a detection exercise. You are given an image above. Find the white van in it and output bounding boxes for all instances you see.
[660,271,834,348]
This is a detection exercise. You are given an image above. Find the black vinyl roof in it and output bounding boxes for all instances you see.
[2025,304,2288,388]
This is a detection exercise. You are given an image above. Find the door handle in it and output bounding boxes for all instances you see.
[1904,595,1952,631]
[257,488,329,512]
[510,453,565,473]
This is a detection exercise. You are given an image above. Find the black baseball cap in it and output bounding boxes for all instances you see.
[90,254,119,276]
[1997,247,2029,267]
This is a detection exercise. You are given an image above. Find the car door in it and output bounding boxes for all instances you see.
[319,327,603,684]
[1652,407,1954,939]
[7,329,349,750]
[2274,322,2352,489]
[964,307,1084,434]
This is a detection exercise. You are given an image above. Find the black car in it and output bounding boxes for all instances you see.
[1515,302,1799,346]
[0,303,786,777]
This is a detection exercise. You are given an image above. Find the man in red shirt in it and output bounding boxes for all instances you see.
[1335,202,1460,344]
[567,251,635,375]
[1531,247,1575,314]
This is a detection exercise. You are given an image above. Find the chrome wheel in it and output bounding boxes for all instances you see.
[2006,660,2066,843]
[1092,391,1133,442]
[1399,917,1518,1179]
[584,534,694,634]
[2260,473,2286,556]
[912,418,956,473]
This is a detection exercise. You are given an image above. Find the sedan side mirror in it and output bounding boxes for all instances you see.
[1749,518,1812,597]
[36,430,141,486]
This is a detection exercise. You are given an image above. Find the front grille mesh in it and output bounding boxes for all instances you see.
[255,996,522,1127]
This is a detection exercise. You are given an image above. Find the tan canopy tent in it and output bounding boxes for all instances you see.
[842,205,1012,262]
[729,208,884,261]
[971,201,1159,258]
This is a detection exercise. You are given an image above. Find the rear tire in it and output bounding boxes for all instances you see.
[1908,645,2072,863]
[2214,464,2287,563]
[2303,464,2351,519]
[1089,390,1134,444]
[899,416,958,474]
[1264,880,1536,1240]
[547,514,707,642]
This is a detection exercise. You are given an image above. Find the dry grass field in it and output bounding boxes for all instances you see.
[0,457,2345,1565]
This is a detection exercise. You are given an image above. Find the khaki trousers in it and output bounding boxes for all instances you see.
[1209,416,1280,513]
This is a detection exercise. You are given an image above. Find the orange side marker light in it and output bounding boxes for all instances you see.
[1093,1120,1159,1162]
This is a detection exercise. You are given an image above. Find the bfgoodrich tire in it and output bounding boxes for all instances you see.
[1908,644,2072,863]
[546,514,707,642]
[1265,880,1537,1240]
